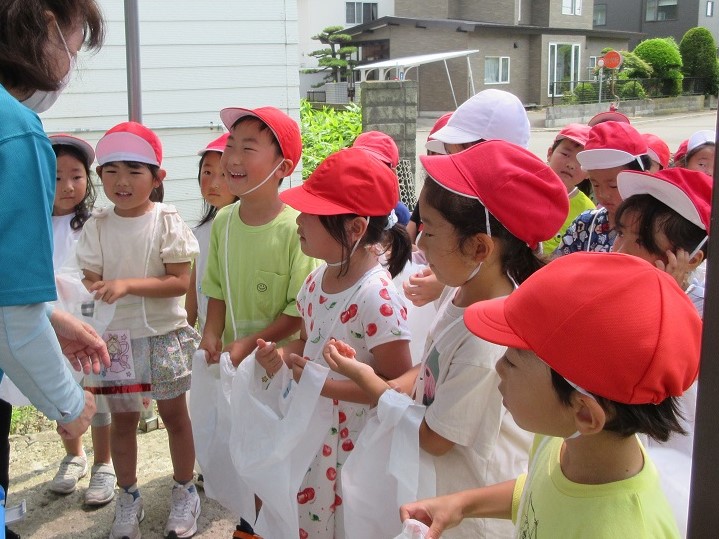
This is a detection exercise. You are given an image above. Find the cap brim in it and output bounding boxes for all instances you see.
[577,148,641,170]
[587,111,630,126]
[95,132,159,166]
[49,135,95,166]
[556,133,587,147]
[424,139,447,154]
[617,171,705,230]
[197,147,225,156]
[688,130,715,153]
[463,297,530,349]
[279,184,355,215]
[430,124,480,145]
[419,153,480,201]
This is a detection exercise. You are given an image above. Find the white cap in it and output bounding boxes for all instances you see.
[430,89,530,149]
[687,130,715,154]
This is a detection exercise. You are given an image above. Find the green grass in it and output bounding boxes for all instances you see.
[10,406,54,435]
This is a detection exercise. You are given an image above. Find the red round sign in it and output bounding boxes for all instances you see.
[602,50,623,69]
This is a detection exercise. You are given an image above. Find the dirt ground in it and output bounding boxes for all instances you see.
[8,426,236,539]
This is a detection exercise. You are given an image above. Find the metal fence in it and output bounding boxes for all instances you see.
[549,77,711,106]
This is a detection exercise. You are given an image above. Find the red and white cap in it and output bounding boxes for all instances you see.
[576,121,648,171]
[49,134,95,168]
[617,168,712,231]
[554,123,591,147]
[419,140,568,250]
[198,132,230,156]
[96,121,163,167]
[642,133,671,169]
[687,129,715,154]
[219,106,302,175]
[353,131,399,168]
[464,252,701,405]
[424,112,452,154]
[430,89,530,149]
[587,110,631,127]
[673,139,689,164]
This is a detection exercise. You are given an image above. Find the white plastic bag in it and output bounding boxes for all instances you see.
[229,353,333,538]
[342,389,436,539]
[189,351,255,521]
[393,519,431,539]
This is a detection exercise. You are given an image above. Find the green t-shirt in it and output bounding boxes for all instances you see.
[511,435,680,538]
[542,189,595,255]
[202,202,319,345]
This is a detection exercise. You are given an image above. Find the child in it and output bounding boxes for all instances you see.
[47,134,115,506]
[185,132,237,332]
[672,139,688,167]
[555,121,651,254]
[400,252,701,539]
[322,140,569,538]
[77,122,201,539]
[542,124,595,254]
[255,147,414,538]
[683,129,715,177]
[642,133,671,172]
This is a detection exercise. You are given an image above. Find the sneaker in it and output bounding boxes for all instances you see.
[49,454,87,494]
[85,463,116,506]
[109,491,144,539]
[5,527,20,539]
[164,482,201,538]
[194,474,204,490]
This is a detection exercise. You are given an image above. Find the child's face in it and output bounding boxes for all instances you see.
[295,212,341,262]
[495,348,574,437]
[686,145,715,177]
[416,189,479,287]
[613,210,673,266]
[221,119,284,199]
[98,161,162,217]
[54,153,88,216]
[547,139,585,191]
[588,165,625,226]
[200,152,235,210]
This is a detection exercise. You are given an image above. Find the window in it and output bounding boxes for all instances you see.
[548,43,581,97]
[588,56,599,79]
[346,2,378,24]
[708,1,715,17]
[485,56,510,84]
[562,0,583,15]
[645,0,678,21]
[593,4,607,25]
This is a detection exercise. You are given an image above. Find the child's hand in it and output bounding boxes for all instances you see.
[403,267,444,307]
[288,353,308,383]
[199,334,222,364]
[323,339,371,381]
[255,339,283,376]
[656,249,692,289]
[399,494,466,539]
[88,279,130,304]
[223,336,255,368]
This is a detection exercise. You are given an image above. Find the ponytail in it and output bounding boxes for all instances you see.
[381,223,412,278]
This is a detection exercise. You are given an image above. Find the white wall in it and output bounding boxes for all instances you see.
[40,0,301,226]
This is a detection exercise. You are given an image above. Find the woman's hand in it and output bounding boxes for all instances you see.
[50,309,110,374]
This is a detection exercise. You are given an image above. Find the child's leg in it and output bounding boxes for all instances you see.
[110,411,140,488]
[61,435,84,458]
[157,394,194,483]
[91,423,111,465]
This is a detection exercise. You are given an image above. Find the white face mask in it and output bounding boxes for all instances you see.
[21,21,76,113]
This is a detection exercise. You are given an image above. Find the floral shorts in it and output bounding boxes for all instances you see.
[149,325,199,400]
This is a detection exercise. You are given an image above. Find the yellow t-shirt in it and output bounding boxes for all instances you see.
[542,189,595,255]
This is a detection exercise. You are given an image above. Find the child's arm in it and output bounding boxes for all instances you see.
[86,261,192,304]
[186,264,199,329]
[419,418,456,456]
[399,480,516,539]
[199,297,226,363]
[224,313,303,368]
[255,325,308,376]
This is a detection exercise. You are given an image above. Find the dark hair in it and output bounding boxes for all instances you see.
[0,0,104,92]
[97,161,164,202]
[196,151,239,227]
[550,370,686,442]
[52,143,96,229]
[686,142,715,163]
[422,176,545,284]
[318,215,412,278]
[615,194,707,258]
[626,155,653,172]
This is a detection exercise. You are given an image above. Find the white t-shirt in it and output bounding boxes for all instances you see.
[418,287,533,539]
[192,219,213,332]
[52,213,81,269]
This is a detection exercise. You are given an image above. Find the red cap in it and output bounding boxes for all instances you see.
[353,131,399,168]
[642,133,671,169]
[576,121,648,170]
[587,110,631,127]
[617,168,712,231]
[198,132,230,156]
[464,252,701,404]
[279,147,399,216]
[673,139,689,164]
[425,113,453,154]
[554,123,591,147]
[219,106,302,175]
[49,134,95,168]
[419,140,569,250]
[96,121,163,166]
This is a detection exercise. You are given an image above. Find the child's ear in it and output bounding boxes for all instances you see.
[569,392,607,436]
[96,166,103,176]
[276,158,294,178]
[347,216,369,239]
[468,234,495,263]
[688,248,705,270]
[546,146,553,162]
[155,168,167,185]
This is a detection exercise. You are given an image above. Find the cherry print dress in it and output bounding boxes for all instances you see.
[295,264,411,539]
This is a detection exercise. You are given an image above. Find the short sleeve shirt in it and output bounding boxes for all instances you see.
[554,207,615,255]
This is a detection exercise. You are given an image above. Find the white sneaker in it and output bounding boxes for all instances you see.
[49,454,87,494]
[109,491,144,539]
[85,463,116,506]
[164,482,201,538]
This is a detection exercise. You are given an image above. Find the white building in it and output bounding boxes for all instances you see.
[41,0,301,225]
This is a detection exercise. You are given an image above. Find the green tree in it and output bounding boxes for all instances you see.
[305,26,358,85]
[679,26,719,95]
[633,38,683,96]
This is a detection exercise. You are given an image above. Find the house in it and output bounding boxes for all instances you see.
[41,0,301,225]
[344,0,640,111]
[595,0,719,49]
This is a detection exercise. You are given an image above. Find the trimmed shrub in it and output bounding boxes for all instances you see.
[573,82,598,103]
[618,80,647,100]
[680,26,719,96]
[633,38,683,96]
